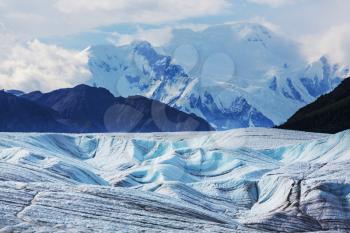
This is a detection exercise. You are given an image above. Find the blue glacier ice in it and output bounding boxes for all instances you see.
[0,128,349,231]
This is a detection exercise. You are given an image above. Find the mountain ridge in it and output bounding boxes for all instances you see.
[0,85,213,133]
[0,90,66,132]
[279,77,350,133]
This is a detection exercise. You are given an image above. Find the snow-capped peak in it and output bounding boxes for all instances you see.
[84,23,348,129]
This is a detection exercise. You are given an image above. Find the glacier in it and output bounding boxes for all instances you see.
[85,23,349,129]
[1,128,350,232]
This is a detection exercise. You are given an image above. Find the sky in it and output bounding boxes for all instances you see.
[0,0,350,91]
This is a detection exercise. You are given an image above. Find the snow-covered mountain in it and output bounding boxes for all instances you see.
[86,23,349,129]
[1,128,350,231]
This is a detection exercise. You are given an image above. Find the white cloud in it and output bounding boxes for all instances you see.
[0,40,91,92]
[247,0,298,7]
[107,22,213,47]
[224,17,280,33]
[107,23,212,47]
[109,27,173,47]
[54,0,229,23]
[0,0,230,39]
[0,25,20,59]
[173,23,211,32]
[301,25,350,64]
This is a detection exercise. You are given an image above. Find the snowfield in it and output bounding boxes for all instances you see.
[0,128,350,232]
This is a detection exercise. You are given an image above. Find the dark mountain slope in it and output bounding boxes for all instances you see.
[21,85,214,133]
[23,85,116,132]
[5,90,25,96]
[0,91,66,132]
[279,77,350,133]
[109,95,214,132]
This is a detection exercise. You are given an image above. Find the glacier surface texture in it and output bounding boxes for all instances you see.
[0,128,350,232]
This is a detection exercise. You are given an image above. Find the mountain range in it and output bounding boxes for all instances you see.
[0,85,213,133]
[2,23,348,133]
[280,77,350,133]
[84,23,349,130]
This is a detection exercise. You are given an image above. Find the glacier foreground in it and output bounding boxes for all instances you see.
[0,128,350,232]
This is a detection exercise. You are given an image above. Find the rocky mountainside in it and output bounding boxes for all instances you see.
[0,91,66,132]
[0,85,213,133]
[280,77,350,133]
[85,23,348,129]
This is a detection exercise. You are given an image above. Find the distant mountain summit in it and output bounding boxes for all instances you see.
[10,85,213,133]
[279,77,350,133]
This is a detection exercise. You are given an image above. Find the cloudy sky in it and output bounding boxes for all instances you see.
[0,0,350,91]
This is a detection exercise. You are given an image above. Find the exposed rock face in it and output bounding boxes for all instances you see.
[0,128,349,232]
